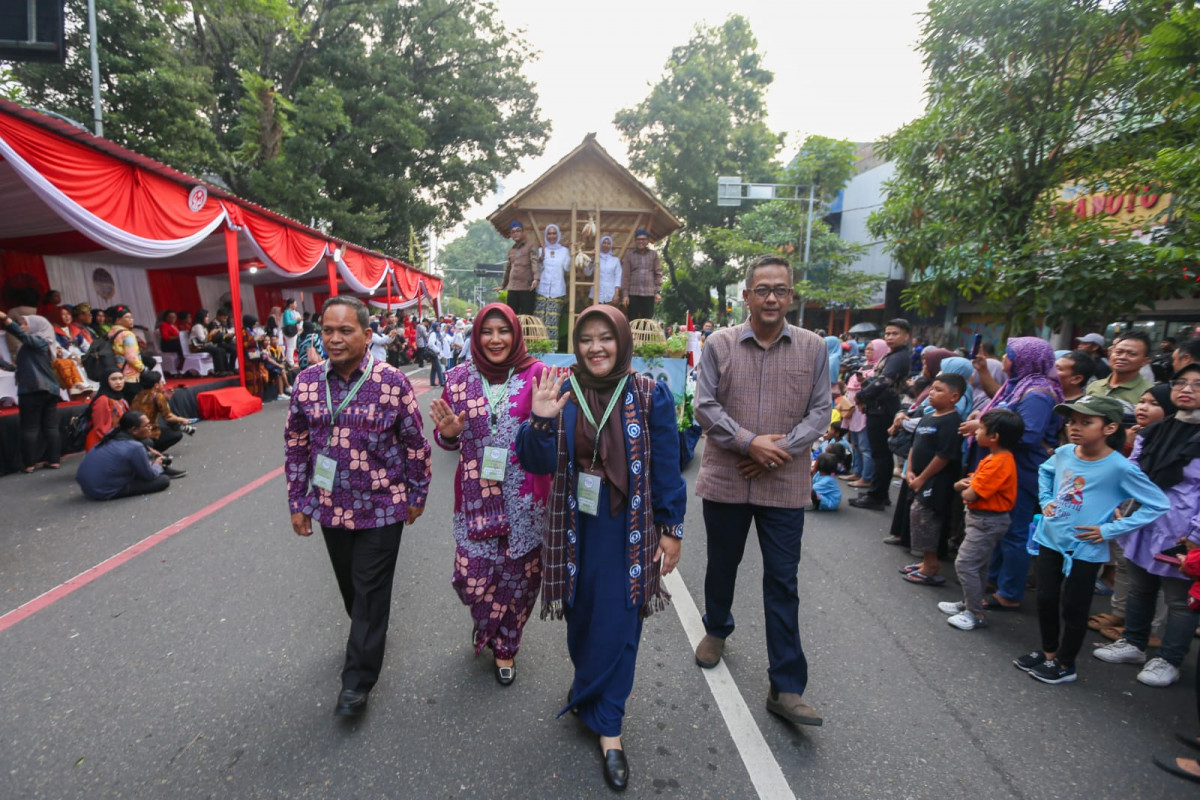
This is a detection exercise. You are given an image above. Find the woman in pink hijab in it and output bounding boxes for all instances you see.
[843,338,888,487]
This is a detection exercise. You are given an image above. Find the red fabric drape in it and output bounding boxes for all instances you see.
[254,286,285,324]
[229,205,328,275]
[392,265,420,298]
[0,113,224,240]
[146,269,202,318]
[313,292,329,315]
[0,249,49,310]
[338,248,389,292]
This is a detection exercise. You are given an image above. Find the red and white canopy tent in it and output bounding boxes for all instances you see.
[0,99,442,388]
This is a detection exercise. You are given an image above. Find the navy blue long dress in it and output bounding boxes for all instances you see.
[517,381,687,737]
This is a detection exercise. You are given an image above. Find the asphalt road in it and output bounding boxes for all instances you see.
[0,368,1192,799]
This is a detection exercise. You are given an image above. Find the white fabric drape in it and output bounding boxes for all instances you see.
[43,256,157,331]
[196,275,254,319]
[0,135,227,258]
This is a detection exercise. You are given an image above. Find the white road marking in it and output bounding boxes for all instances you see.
[664,569,798,800]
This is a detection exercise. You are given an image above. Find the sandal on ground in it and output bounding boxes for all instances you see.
[901,571,946,586]
[1153,754,1200,784]
[1175,733,1200,754]
[898,563,922,574]
[1099,626,1124,641]
[982,593,1017,611]
[46,463,60,470]
[1088,613,1124,631]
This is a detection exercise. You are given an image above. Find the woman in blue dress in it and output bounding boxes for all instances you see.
[516,305,687,793]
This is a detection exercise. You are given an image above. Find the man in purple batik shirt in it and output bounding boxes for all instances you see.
[285,296,431,718]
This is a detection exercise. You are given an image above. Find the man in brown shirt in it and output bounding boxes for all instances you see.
[692,254,830,728]
[617,229,661,321]
[499,219,538,316]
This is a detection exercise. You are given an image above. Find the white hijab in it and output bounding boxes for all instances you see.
[598,235,620,269]
[543,224,566,256]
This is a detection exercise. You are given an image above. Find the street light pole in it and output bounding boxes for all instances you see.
[87,0,102,136]
[717,176,820,327]
[799,182,815,327]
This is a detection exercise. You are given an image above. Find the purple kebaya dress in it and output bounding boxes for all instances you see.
[436,360,550,659]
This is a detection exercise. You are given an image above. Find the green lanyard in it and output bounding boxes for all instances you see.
[568,374,627,469]
[484,368,515,436]
[324,355,374,447]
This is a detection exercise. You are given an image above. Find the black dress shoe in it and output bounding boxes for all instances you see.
[335,688,368,717]
[602,748,629,791]
[494,662,515,686]
[849,497,886,510]
[162,465,187,479]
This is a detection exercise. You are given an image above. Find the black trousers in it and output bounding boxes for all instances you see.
[18,390,61,467]
[151,427,184,452]
[864,414,894,503]
[506,289,536,316]
[322,521,404,692]
[627,295,655,321]
[1035,548,1101,667]
[112,473,170,498]
[701,500,809,695]
[196,344,231,373]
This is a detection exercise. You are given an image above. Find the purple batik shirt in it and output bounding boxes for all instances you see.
[285,352,431,530]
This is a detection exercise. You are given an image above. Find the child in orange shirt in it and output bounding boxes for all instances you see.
[939,408,1025,630]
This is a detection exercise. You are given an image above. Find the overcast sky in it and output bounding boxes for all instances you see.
[474,0,931,216]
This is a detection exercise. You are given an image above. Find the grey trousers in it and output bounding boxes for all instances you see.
[955,510,1011,616]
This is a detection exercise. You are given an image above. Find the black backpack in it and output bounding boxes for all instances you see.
[81,333,118,382]
[64,402,92,452]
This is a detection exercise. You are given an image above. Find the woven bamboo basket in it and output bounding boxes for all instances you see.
[630,318,666,346]
[518,314,549,342]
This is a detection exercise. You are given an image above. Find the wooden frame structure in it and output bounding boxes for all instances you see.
[487,134,682,344]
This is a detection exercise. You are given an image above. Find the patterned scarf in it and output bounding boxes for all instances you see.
[541,374,670,620]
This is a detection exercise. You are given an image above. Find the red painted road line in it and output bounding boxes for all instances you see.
[0,466,285,635]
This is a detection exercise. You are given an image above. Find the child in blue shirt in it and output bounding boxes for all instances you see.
[810,453,842,512]
[1013,395,1169,685]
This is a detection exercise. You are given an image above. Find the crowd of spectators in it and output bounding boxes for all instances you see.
[812,319,1200,785]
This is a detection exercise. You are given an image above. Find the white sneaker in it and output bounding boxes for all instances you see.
[948,612,987,631]
[1137,657,1180,687]
[937,601,966,615]
[1092,639,1147,664]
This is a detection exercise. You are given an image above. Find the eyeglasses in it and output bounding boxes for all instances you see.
[1170,379,1200,391]
[750,286,793,299]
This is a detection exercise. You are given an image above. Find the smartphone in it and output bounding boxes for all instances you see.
[1153,543,1188,566]
[969,334,983,359]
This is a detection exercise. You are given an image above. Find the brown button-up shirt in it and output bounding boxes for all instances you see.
[694,322,831,508]
[502,239,539,292]
[620,247,662,298]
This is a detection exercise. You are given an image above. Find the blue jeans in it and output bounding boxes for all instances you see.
[1123,560,1198,668]
[702,500,808,695]
[429,357,445,386]
[850,428,873,481]
[988,478,1037,602]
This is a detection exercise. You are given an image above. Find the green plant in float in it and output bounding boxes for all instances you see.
[677,380,695,432]
[526,339,555,355]
[665,332,688,358]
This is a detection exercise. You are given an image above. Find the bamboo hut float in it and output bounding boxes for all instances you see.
[487,134,683,344]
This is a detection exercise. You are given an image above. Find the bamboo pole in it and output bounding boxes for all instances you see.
[567,202,578,347]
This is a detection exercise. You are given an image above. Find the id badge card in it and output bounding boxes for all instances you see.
[481,446,508,482]
[577,473,602,516]
[313,454,338,491]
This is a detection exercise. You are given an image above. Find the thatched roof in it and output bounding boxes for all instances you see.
[487,134,683,249]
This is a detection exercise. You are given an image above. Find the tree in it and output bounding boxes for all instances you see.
[869,0,1195,335]
[10,0,548,254]
[614,15,782,322]
[706,136,885,315]
[438,220,510,309]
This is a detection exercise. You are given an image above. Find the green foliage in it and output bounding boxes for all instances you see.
[438,220,511,308]
[869,0,1197,332]
[526,338,555,355]
[615,15,782,322]
[11,0,548,254]
[633,341,667,360]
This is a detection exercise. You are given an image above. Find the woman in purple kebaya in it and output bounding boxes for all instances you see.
[428,303,550,687]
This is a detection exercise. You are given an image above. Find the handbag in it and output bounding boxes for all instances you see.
[888,427,913,458]
[282,323,299,338]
